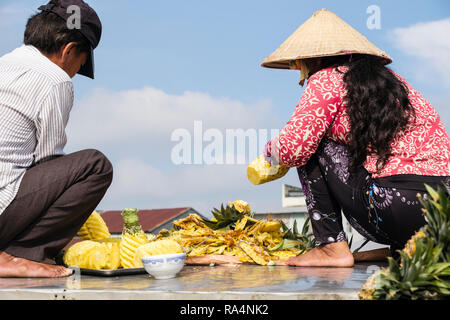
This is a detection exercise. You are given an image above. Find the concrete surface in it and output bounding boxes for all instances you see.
[0,262,385,300]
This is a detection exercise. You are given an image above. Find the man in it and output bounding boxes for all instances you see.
[0,0,112,278]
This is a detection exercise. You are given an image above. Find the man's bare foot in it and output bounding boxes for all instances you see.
[287,241,354,267]
[0,251,73,278]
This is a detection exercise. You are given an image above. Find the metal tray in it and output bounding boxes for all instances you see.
[72,267,147,277]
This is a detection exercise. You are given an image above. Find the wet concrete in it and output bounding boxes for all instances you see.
[0,262,384,300]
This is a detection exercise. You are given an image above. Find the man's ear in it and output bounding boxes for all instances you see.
[60,42,79,59]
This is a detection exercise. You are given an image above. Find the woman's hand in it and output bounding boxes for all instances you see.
[264,141,272,164]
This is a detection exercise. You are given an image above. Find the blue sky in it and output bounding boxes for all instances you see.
[1,0,449,216]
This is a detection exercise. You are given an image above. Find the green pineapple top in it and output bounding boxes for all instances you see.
[202,204,247,230]
[121,208,144,234]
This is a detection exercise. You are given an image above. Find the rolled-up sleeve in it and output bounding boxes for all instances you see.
[270,69,342,167]
[34,81,73,164]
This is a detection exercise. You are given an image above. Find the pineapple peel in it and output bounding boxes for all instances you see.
[157,209,302,265]
[229,200,251,214]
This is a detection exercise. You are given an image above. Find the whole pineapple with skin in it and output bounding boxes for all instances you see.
[119,208,150,268]
[77,210,111,241]
[358,184,450,300]
[247,154,289,185]
[403,230,426,258]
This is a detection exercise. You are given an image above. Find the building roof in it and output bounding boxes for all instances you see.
[100,207,195,234]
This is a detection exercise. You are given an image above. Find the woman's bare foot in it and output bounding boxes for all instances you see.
[287,241,354,267]
[0,251,73,278]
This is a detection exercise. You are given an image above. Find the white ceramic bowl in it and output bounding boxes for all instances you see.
[141,253,186,280]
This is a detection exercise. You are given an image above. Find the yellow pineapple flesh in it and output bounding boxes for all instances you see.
[247,154,289,185]
[99,238,122,270]
[63,240,109,270]
[77,210,111,241]
[120,232,149,268]
[133,239,183,268]
[119,208,150,268]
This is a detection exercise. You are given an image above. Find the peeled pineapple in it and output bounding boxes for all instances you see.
[247,154,289,185]
[120,232,149,268]
[77,210,111,241]
[133,239,183,268]
[64,239,122,270]
[64,240,109,270]
[98,238,121,270]
[119,208,150,268]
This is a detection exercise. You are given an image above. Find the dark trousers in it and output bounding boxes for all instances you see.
[0,149,113,264]
[298,139,449,255]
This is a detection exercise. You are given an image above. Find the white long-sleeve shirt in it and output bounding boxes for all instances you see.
[0,45,73,215]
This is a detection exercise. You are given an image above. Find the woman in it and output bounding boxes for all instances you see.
[261,9,450,267]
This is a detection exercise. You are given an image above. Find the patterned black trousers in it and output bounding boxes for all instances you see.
[297,139,449,254]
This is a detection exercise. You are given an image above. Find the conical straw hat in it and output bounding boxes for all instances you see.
[261,8,392,69]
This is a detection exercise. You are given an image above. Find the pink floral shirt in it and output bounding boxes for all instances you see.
[269,66,450,178]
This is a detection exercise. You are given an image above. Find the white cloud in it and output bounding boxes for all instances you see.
[66,86,286,215]
[391,17,450,86]
[107,158,249,198]
[99,156,290,217]
[67,87,277,150]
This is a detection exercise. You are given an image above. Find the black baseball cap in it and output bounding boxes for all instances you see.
[38,0,102,79]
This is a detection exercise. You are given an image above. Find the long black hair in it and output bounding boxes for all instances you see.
[312,54,416,174]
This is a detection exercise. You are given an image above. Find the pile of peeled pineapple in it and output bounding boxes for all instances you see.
[63,200,315,270]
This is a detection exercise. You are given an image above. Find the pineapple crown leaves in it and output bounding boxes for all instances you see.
[370,237,450,300]
[417,184,450,261]
[202,203,247,230]
[280,217,316,251]
[121,208,145,235]
[121,208,140,226]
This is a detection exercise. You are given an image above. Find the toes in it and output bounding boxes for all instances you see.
[63,267,74,277]
[56,266,73,277]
